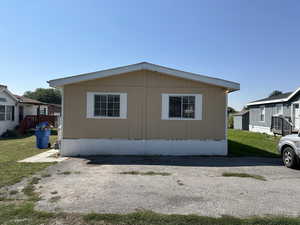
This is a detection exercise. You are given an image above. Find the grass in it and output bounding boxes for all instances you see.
[57,171,72,175]
[222,172,267,181]
[0,202,54,225]
[41,173,51,178]
[0,135,57,188]
[0,203,300,225]
[9,190,18,195]
[22,177,42,201]
[49,196,61,203]
[119,171,171,176]
[228,129,280,157]
[83,210,300,225]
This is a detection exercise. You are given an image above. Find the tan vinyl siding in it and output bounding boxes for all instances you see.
[63,70,226,140]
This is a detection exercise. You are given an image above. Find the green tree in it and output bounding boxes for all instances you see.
[269,90,282,97]
[227,106,236,114]
[23,88,61,104]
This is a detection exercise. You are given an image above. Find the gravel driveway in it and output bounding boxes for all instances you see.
[36,156,300,217]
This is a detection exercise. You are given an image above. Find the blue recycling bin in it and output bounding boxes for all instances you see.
[35,122,51,149]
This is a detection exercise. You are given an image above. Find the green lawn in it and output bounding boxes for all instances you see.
[228,129,280,157]
[0,203,300,225]
[0,135,56,188]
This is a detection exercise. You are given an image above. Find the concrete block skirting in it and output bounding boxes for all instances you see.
[61,139,228,156]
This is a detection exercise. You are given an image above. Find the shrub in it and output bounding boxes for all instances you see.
[1,129,20,138]
[50,129,57,135]
[228,115,234,129]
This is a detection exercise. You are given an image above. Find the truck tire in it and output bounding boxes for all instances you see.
[282,147,298,169]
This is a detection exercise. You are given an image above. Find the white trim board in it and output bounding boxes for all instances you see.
[249,125,273,135]
[86,92,127,119]
[161,93,202,120]
[48,62,240,92]
[247,87,300,106]
[60,139,228,156]
[0,87,19,103]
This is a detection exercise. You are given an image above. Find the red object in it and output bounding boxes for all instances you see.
[19,115,57,134]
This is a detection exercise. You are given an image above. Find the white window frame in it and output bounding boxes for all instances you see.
[5,105,12,120]
[259,105,265,122]
[0,105,5,121]
[161,93,202,120]
[275,103,283,115]
[86,92,127,119]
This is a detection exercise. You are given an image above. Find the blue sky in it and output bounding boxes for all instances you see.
[1,0,299,110]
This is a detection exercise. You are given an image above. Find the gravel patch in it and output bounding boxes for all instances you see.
[35,156,300,217]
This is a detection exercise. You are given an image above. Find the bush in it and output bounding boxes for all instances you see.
[1,129,20,138]
[50,129,57,135]
[228,115,234,129]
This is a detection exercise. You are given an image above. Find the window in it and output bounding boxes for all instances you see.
[6,106,14,121]
[275,104,283,115]
[0,105,5,121]
[39,107,47,115]
[0,98,7,102]
[161,94,202,120]
[259,106,265,122]
[0,105,14,121]
[86,92,127,119]
[94,94,120,117]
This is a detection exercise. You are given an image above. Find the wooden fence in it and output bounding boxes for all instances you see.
[19,115,58,133]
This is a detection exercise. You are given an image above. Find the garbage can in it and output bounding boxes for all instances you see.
[35,122,51,149]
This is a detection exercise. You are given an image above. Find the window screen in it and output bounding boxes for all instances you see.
[169,96,195,119]
[94,94,120,117]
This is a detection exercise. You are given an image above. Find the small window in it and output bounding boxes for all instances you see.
[0,105,5,121]
[39,107,47,115]
[0,98,7,102]
[87,92,127,119]
[260,106,265,122]
[295,104,299,109]
[5,106,13,121]
[162,94,202,120]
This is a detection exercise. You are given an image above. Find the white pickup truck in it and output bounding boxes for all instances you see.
[278,131,300,168]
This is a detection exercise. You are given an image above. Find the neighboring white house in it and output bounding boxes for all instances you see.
[0,85,50,136]
[14,95,49,121]
[0,85,19,136]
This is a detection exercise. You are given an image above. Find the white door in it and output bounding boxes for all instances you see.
[293,103,300,130]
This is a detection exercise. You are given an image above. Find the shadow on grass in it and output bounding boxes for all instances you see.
[0,133,34,141]
[228,140,279,158]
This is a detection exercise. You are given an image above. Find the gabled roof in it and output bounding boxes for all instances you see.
[14,95,48,105]
[0,85,19,102]
[247,87,300,106]
[48,62,240,92]
[232,110,249,116]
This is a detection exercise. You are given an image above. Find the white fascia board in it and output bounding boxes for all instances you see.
[247,99,287,106]
[48,62,240,92]
[247,87,300,106]
[1,88,19,102]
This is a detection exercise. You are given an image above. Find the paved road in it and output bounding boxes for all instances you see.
[36,156,300,217]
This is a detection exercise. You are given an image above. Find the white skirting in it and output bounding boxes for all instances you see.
[249,125,273,135]
[60,139,228,156]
